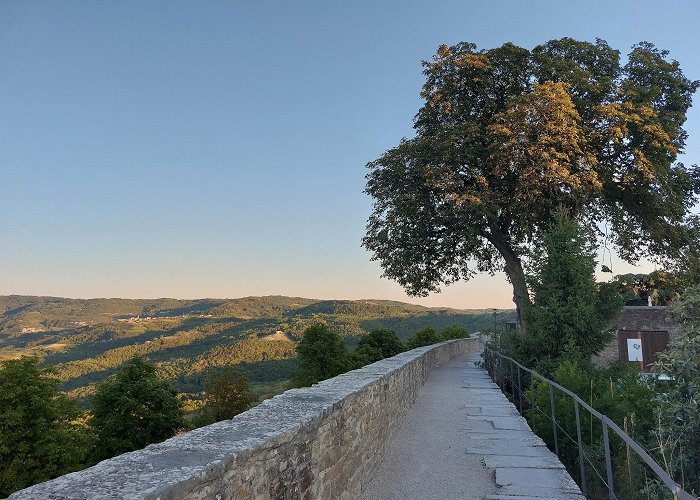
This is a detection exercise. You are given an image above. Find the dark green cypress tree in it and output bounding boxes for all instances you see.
[518,213,622,373]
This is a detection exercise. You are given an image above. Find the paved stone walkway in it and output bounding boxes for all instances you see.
[360,351,584,500]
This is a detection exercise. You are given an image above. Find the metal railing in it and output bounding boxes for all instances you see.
[482,345,695,500]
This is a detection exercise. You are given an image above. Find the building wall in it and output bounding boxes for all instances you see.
[593,306,677,369]
[10,338,479,500]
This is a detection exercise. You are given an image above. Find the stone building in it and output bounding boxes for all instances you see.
[593,306,678,372]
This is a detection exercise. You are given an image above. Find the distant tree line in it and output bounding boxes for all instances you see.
[291,322,470,386]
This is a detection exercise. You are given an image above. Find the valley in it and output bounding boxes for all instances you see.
[0,295,514,406]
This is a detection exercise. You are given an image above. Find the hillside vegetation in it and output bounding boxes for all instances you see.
[0,295,512,400]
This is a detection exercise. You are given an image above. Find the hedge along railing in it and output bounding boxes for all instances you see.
[483,345,693,500]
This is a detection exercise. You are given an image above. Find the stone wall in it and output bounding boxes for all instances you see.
[593,306,677,367]
[10,338,479,500]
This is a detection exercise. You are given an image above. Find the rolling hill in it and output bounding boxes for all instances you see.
[0,295,514,404]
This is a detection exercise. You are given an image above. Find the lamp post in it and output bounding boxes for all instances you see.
[493,308,497,345]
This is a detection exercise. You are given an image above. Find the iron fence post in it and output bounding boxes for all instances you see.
[500,356,504,390]
[549,383,559,457]
[494,352,498,387]
[575,400,587,496]
[492,351,496,384]
[499,355,503,390]
[510,358,515,397]
[530,374,536,433]
[491,352,501,388]
[517,364,522,412]
[501,355,505,390]
[603,421,615,499]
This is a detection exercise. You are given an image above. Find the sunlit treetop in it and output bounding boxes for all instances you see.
[364,38,699,327]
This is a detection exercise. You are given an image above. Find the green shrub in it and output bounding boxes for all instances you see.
[90,357,184,462]
[439,324,470,340]
[352,328,404,368]
[204,366,257,422]
[405,326,441,349]
[653,286,700,493]
[293,323,350,386]
[526,359,659,498]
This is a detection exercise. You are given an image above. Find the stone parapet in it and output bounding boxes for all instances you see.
[10,338,479,500]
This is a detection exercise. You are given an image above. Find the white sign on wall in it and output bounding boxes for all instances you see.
[627,339,643,362]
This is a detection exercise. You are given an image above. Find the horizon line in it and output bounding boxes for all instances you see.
[0,292,515,311]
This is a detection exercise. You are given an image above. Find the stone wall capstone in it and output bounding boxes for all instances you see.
[10,338,479,500]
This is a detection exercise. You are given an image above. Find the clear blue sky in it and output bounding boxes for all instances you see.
[2,1,699,308]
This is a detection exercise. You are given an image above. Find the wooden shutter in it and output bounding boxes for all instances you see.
[640,331,669,371]
[617,331,669,372]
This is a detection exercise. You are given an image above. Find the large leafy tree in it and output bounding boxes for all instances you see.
[90,357,183,461]
[0,358,92,497]
[293,323,351,386]
[612,270,685,306]
[363,38,699,330]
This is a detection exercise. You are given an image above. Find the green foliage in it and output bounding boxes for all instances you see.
[526,359,659,498]
[653,286,700,492]
[0,358,92,497]
[90,357,183,462]
[203,366,257,422]
[439,324,470,340]
[512,214,623,372]
[361,310,513,341]
[405,326,441,349]
[532,361,657,445]
[171,358,299,394]
[611,271,684,306]
[293,323,351,386]
[363,38,699,329]
[291,299,427,318]
[352,343,385,368]
[352,328,404,367]
[357,328,403,358]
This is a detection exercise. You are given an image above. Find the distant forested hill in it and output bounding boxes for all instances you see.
[0,295,514,403]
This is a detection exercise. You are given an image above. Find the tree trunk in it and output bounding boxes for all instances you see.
[485,228,531,334]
